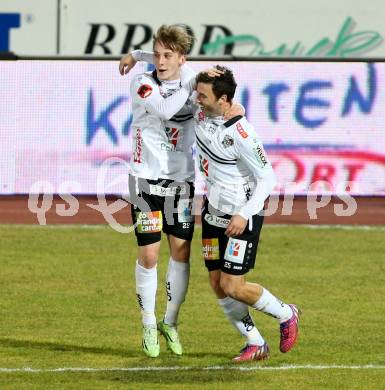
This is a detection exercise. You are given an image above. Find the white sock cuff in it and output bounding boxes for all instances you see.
[169,257,190,270]
[218,297,249,317]
[252,287,291,322]
[136,260,157,274]
[253,287,268,309]
[218,296,233,307]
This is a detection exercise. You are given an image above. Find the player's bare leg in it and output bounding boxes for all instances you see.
[168,234,190,263]
[219,273,263,305]
[138,241,161,268]
[209,270,226,298]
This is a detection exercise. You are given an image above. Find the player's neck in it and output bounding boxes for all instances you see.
[160,77,180,84]
[157,70,181,83]
[221,102,232,117]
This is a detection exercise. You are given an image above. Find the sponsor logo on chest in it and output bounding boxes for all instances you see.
[161,127,180,151]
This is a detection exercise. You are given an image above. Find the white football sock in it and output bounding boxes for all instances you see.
[252,287,292,323]
[163,257,190,326]
[135,260,157,326]
[219,296,265,346]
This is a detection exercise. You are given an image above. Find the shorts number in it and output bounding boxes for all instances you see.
[224,261,231,269]
[183,222,190,229]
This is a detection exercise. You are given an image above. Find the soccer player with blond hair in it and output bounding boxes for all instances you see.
[120,25,196,358]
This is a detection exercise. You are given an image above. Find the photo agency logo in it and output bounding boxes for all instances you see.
[27,157,136,233]
[27,164,358,230]
[26,157,196,233]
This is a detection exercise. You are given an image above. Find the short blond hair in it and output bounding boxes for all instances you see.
[153,25,193,55]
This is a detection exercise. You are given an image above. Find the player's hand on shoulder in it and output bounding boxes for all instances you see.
[119,54,137,76]
[225,215,248,237]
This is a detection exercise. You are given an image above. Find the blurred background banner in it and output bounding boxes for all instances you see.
[1,0,385,57]
[0,0,57,54]
[1,60,384,195]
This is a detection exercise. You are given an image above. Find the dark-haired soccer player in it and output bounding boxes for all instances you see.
[194,66,300,361]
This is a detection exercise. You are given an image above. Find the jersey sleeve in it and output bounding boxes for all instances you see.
[233,122,277,219]
[180,64,197,92]
[131,49,196,85]
[131,50,154,63]
[131,74,191,121]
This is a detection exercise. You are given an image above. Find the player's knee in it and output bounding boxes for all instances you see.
[171,246,190,262]
[138,247,159,268]
[170,239,191,261]
[138,257,157,269]
[219,278,240,300]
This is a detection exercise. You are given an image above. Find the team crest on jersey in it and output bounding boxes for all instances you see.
[137,84,153,98]
[236,122,248,138]
[135,211,162,233]
[202,238,219,260]
[199,155,209,177]
[222,135,234,148]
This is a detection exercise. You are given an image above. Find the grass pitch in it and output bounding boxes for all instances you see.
[0,224,384,389]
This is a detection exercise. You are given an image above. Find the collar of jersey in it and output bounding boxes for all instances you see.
[223,115,243,128]
[208,115,225,126]
[152,70,181,87]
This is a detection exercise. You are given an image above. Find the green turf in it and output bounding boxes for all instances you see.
[1,224,384,389]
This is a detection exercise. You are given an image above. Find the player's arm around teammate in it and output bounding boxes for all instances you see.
[122,25,197,358]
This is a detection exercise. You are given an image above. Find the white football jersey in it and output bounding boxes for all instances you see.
[194,108,277,219]
[130,69,196,182]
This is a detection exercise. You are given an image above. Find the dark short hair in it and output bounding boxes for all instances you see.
[196,66,237,101]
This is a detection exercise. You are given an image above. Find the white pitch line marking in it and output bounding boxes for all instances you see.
[1,365,385,373]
